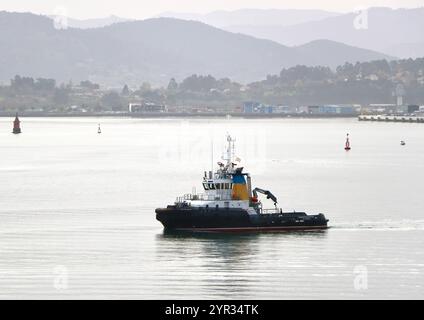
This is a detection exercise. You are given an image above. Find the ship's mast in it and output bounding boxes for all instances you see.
[211,139,214,174]
[223,134,235,168]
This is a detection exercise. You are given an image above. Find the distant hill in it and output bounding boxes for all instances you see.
[0,11,393,87]
[294,40,393,67]
[50,15,131,29]
[385,42,424,59]
[224,7,424,58]
[157,9,340,28]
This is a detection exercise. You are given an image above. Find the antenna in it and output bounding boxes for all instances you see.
[211,138,214,174]
[222,133,236,167]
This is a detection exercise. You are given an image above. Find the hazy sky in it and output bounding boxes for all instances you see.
[1,0,422,19]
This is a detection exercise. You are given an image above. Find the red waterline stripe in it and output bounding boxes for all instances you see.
[175,225,329,233]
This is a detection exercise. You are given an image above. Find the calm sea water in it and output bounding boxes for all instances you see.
[0,117,423,299]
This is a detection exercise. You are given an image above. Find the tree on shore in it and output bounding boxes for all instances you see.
[121,84,130,96]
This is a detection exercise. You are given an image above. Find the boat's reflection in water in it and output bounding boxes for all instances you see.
[160,228,329,239]
[155,229,329,298]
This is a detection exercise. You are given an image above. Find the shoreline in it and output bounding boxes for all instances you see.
[0,112,357,119]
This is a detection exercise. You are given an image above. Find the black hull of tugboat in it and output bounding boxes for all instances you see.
[155,207,329,233]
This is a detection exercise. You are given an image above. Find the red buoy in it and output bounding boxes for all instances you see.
[344,133,351,151]
[13,113,21,134]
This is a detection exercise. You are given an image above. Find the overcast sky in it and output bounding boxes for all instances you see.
[1,0,422,19]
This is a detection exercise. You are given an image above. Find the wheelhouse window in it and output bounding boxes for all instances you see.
[203,183,209,190]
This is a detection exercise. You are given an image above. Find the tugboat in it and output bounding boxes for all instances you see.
[12,113,22,134]
[156,135,329,233]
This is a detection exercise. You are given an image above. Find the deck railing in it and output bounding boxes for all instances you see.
[260,208,281,214]
[176,193,233,203]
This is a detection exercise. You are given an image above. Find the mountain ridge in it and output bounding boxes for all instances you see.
[0,11,393,86]
[223,7,424,58]
[156,8,340,28]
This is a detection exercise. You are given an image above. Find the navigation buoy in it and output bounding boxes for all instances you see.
[344,133,351,151]
[12,113,21,134]
[98,124,101,134]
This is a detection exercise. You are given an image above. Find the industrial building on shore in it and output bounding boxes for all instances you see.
[242,102,359,115]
